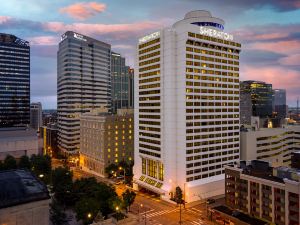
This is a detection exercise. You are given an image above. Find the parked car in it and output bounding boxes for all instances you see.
[206,198,216,204]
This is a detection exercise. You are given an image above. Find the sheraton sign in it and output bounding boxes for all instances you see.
[199,26,233,41]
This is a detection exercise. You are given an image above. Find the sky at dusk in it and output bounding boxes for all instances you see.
[1,0,300,109]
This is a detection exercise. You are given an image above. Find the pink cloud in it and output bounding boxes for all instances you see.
[0,16,10,23]
[247,40,300,55]
[28,36,59,45]
[241,65,300,101]
[43,21,161,38]
[59,2,106,20]
[279,54,300,66]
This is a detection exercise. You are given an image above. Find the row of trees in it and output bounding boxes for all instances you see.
[105,160,134,183]
[50,167,136,225]
[0,154,52,182]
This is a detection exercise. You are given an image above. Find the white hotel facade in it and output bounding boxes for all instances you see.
[133,10,241,202]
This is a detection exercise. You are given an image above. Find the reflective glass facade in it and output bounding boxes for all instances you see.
[241,81,273,118]
[111,52,133,113]
[0,33,30,128]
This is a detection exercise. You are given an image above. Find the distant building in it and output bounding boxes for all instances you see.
[240,126,300,167]
[128,68,134,108]
[0,128,38,160]
[0,33,30,128]
[42,110,57,126]
[225,160,300,225]
[40,123,58,157]
[240,81,273,119]
[111,52,134,113]
[57,31,111,153]
[0,169,50,225]
[30,102,42,132]
[273,89,287,120]
[80,108,133,177]
[240,89,252,125]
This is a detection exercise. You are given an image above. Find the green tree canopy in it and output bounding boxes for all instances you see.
[18,155,31,169]
[3,155,17,170]
[122,189,136,212]
[74,197,100,225]
[52,167,73,206]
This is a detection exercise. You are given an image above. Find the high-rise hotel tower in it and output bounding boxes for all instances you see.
[57,31,111,153]
[133,11,241,202]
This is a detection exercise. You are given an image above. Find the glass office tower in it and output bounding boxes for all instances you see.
[0,33,30,128]
[240,81,273,118]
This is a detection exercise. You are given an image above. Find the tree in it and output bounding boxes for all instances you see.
[74,197,100,225]
[122,189,136,212]
[18,155,31,169]
[31,154,52,184]
[3,155,17,169]
[50,199,70,225]
[174,186,183,224]
[0,161,4,170]
[52,167,73,206]
[105,163,118,177]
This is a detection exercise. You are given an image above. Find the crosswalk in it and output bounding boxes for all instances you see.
[140,208,179,218]
[190,220,205,225]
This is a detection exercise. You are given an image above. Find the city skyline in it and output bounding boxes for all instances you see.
[0,0,300,108]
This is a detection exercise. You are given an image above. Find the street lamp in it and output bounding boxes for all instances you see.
[140,204,147,225]
[39,174,44,178]
[87,213,92,219]
[119,166,126,183]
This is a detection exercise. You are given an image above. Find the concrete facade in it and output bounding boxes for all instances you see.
[79,108,134,177]
[240,126,300,167]
[0,128,38,160]
[0,199,50,225]
[134,10,241,203]
[225,161,300,225]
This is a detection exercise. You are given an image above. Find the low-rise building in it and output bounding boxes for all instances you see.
[0,128,39,160]
[225,160,300,225]
[40,123,58,157]
[240,126,300,167]
[79,108,134,177]
[0,169,50,225]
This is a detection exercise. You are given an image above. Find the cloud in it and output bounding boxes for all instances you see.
[204,0,300,12]
[28,35,59,45]
[59,2,106,20]
[279,54,300,66]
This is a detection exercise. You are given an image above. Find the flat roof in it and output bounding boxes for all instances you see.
[0,169,50,209]
[213,205,267,225]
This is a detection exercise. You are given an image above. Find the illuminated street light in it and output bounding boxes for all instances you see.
[39,174,44,178]
[87,213,92,218]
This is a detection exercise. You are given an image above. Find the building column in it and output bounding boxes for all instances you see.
[285,190,289,225]
[259,183,262,218]
[247,181,251,214]
[271,187,275,223]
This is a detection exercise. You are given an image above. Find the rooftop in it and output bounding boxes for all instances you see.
[0,128,37,140]
[213,205,268,225]
[0,169,50,209]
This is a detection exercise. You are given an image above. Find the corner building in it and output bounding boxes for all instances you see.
[57,31,111,153]
[133,10,241,202]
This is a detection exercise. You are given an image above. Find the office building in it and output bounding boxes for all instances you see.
[0,33,30,128]
[240,81,273,119]
[30,102,42,132]
[225,160,300,225]
[273,89,287,120]
[40,123,58,157]
[133,10,241,202]
[240,126,300,167]
[79,108,133,177]
[128,68,134,108]
[57,31,111,153]
[240,89,252,125]
[0,169,50,225]
[0,128,39,160]
[111,52,134,113]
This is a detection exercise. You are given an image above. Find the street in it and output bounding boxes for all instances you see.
[51,158,215,225]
